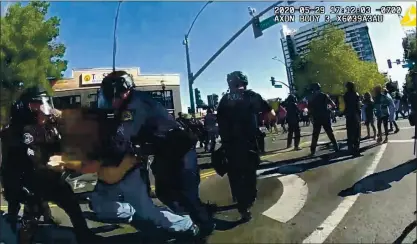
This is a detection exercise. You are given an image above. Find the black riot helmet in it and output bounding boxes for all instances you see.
[310,82,321,92]
[227,71,248,90]
[10,86,55,127]
[286,94,297,104]
[97,71,135,109]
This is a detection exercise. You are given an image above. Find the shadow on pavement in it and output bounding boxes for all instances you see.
[258,143,380,177]
[31,222,122,244]
[213,217,247,231]
[338,158,417,197]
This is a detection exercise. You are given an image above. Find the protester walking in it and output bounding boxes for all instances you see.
[343,82,362,155]
[374,85,390,143]
[277,104,287,133]
[363,92,377,139]
[384,89,400,133]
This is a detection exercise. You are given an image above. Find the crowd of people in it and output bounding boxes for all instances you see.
[0,69,415,244]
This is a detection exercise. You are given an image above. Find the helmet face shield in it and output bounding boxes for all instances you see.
[29,95,54,116]
[98,72,135,109]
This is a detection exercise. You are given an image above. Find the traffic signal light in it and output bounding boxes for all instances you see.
[252,17,263,39]
[396,59,401,65]
[194,88,203,108]
[270,77,276,86]
[213,94,219,108]
[387,59,392,69]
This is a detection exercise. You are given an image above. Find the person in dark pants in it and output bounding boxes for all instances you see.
[0,87,99,244]
[395,92,406,120]
[409,78,417,140]
[308,83,339,155]
[363,92,377,140]
[253,113,267,156]
[217,71,275,221]
[374,85,390,143]
[284,94,301,150]
[343,81,362,155]
[91,71,209,237]
[204,109,217,153]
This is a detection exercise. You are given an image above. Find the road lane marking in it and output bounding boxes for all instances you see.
[262,174,308,223]
[389,139,415,143]
[302,143,388,244]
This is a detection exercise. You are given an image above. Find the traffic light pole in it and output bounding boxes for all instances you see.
[184,36,196,114]
[279,39,294,93]
[191,1,285,83]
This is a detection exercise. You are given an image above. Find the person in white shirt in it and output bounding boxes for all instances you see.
[384,89,400,133]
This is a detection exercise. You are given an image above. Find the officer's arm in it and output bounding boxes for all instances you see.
[253,93,275,119]
[326,94,336,108]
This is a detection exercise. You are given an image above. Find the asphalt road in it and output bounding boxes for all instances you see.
[1,118,416,243]
[202,119,416,243]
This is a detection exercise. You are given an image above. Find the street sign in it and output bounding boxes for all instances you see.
[402,60,415,68]
[259,15,278,31]
[274,84,283,88]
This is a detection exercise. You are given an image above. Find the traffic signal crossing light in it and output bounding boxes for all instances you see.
[252,17,263,39]
[213,94,219,108]
[387,59,392,69]
[194,88,204,108]
[270,76,283,88]
[387,58,415,69]
[207,94,219,109]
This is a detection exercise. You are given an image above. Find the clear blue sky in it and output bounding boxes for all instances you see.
[1,1,414,112]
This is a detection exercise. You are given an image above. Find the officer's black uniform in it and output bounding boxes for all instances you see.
[0,87,97,243]
[284,94,301,150]
[343,82,362,155]
[217,71,272,220]
[97,71,213,235]
[308,83,339,155]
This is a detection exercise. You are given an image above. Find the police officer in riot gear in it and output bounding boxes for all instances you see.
[0,87,98,243]
[95,70,214,236]
[217,71,275,221]
[308,82,339,155]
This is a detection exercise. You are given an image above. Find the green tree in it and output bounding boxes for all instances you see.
[0,1,67,124]
[292,26,384,97]
[402,32,417,89]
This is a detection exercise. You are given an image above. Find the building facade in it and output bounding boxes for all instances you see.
[281,20,377,91]
[51,67,182,117]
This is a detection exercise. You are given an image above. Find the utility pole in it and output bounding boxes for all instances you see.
[279,39,294,93]
[112,1,123,72]
[184,37,195,114]
[184,1,212,115]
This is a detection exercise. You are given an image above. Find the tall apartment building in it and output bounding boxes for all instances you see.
[281,20,377,91]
